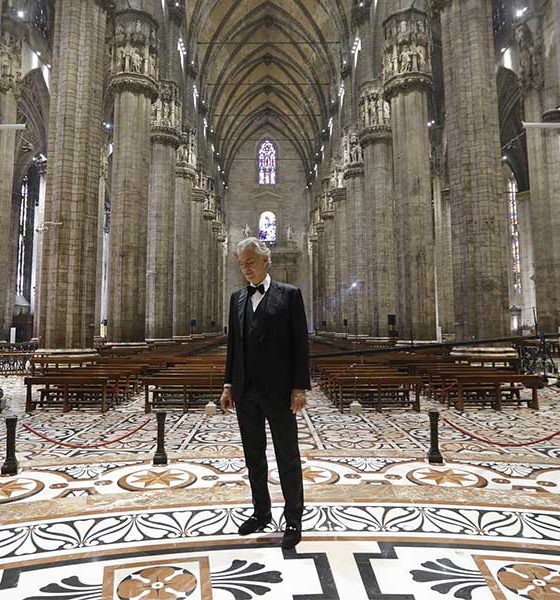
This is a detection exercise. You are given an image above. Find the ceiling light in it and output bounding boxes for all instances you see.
[17,10,25,18]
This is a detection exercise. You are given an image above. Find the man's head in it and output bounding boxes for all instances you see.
[237,237,271,285]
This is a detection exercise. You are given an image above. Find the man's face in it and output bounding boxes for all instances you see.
[238,247,268,285]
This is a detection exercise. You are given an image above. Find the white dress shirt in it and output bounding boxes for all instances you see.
[249,273,271,311]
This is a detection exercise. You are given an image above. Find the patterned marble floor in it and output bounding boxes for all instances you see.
[0,376,559,599]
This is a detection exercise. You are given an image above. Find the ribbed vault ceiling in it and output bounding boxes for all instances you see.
[186,0,350,177]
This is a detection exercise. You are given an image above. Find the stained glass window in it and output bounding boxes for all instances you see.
[258,140,276,185]
[259,211,276,242]
[507,172,522,294]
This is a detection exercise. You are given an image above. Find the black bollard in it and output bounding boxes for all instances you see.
[153,411,168,466]
[1,416,18,476]
[427,410,444,465]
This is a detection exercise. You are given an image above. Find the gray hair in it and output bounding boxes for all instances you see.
[236,237,272,264]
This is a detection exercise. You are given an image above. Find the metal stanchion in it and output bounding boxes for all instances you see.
[1,416,18,475]
[427,410,444,465]
[153,411,168,466]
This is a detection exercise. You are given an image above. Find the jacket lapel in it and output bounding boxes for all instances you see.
[237,287,248,340]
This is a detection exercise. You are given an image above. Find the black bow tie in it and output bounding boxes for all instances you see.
[247,284,265,296]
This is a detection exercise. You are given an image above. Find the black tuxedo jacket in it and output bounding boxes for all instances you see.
[224,279,311,407]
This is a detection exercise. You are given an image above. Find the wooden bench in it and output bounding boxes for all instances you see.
[25,375,111,412]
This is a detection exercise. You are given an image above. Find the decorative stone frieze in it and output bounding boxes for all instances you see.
[515,23,544,94]
[358,84,391,145]
[383,10,432,99]
[109,12,159,100]
[0,29,22,94]
[151,80,181,147]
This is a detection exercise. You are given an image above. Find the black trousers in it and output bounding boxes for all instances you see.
[236,386,304,527]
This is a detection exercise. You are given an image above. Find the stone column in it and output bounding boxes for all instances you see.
[516,19,560,333]
[342,128,369,335]
[516,191,536,330]
[332,184,348,333]
[201,190,215,333]
[94,143,109,340]
[146,80,181,340]
[211,218,222,331]
[434,186,455,336]
[190,183,205,333]
[31,158,47,338]
[308,222,318,332]
[434,0,510,339]
[173,133,196,339]
[38,0,112,349]
[321,183,336,331]
[315,218,326,331]
[383,7,436,340]
[107,10,158,343]
[0,18,21,341]
[359,84,397,337]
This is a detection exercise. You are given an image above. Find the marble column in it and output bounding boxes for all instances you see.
[516,18,560,333]
[308,233,316,332]
[201,189,215,333]
[383,7,436,340]
[94,143,109,340]
[146,80,181,340]
[31,159,48,339]
[190,183,205,333]
[342,129,369,336]
[332,184,349,334]
[38,0,112,349]
[0,18,22,341]
[107,10,158,343]
[359,84,397,337]
[173,133,196,339]
[321,183,336,331]
[434,0,510,339]
[315,218,326,331]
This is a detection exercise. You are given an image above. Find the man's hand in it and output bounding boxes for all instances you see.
[290,389,307,414]
[220,387,234,413]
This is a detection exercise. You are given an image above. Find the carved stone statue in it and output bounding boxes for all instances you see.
[243,223,251,237]
[286,223,294,242]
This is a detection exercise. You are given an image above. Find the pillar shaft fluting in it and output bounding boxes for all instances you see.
[39,0,109,348]
[359,86,397,337]
[384,9,435,340]
[146,80,181,340]
[173,138,195,338]
[0,20,21,340]
[516,18,560,333]
[107,11,158,343]
[438,0,510,339]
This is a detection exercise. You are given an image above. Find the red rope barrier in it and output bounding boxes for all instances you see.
[442,418,560,447]
[20,419,152,449]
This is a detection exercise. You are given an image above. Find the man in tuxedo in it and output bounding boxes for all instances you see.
[220,237,310,549]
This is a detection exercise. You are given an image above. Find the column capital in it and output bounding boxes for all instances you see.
[192,187,206,204]
[330,187,347,203]
[109,11,159,100]
[342,128,364,175]
[382,9,432,100]
[358,84,392,144]
[151,80,181,146]
[0,28,22,95]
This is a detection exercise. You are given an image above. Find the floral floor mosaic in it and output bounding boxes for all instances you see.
[0,376,559,599]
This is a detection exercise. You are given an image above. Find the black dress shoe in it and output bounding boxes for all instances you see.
[238,514,272,536]
[281,525,301,549]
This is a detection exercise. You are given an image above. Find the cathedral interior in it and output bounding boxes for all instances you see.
[1,0,560,598]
